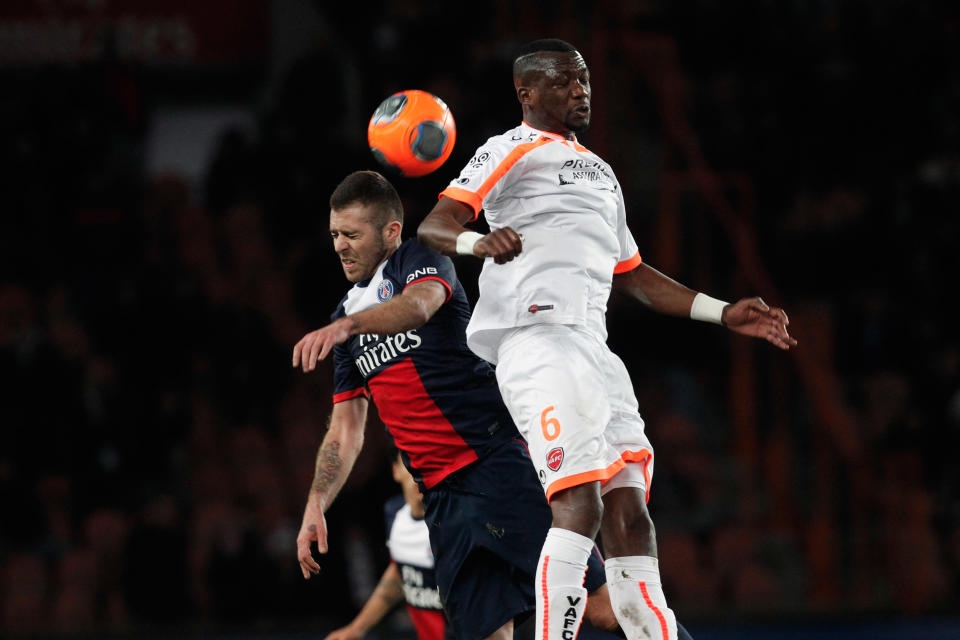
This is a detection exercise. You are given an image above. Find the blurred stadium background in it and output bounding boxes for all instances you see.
[1,1,959,638]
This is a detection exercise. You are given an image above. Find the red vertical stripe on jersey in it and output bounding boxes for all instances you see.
[368,358,478,488]
[406,606,446,640]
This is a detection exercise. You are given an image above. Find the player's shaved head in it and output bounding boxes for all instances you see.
[511,38,591,137]
[330,170,404,229]
[512,38,581,85]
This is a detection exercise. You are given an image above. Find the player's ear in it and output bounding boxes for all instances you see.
[517,85,533,106]
[383,219,402,244]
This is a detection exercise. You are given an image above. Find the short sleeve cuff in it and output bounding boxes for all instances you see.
[332,388,368,404]
[614,251,642,274]
[403,276,453,302]
[439,187,482,222]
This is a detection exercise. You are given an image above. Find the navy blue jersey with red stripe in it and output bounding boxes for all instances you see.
[331,239,519,489]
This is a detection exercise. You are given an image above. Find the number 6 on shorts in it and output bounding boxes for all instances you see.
[541,406,561,441]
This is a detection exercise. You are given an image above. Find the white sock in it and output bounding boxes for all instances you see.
[535,527,594,640]
[605,556,678,640]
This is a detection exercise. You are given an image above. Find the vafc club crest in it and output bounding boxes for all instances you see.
[377,279,394,302]
[546,447,564,472]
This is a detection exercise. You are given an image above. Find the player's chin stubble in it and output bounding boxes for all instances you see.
[567,114,590,133]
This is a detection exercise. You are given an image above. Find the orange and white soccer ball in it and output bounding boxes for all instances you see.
[367,90,456,177]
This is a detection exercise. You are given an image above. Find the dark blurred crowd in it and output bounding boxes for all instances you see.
[2,0,959,636]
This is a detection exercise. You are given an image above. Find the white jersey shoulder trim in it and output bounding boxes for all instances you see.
[440,124,561,219]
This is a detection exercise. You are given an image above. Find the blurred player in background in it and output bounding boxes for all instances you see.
[417,38,796,640]
[324,450,449,640]
[293,171,619,640]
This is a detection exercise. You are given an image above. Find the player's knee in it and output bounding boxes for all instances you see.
[601,488,656,551]
[618,504,654,541]
[551,483,603,537]
[629,504,655,536]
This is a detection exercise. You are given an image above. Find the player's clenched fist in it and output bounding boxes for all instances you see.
[474,227,523,264]
[292,317,354,372]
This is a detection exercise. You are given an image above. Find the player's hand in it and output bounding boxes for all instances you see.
[297,494,328,579]
[292,317,354,372]
[722,297,797,350]
[474,227,523,264]
[324,624,363,640]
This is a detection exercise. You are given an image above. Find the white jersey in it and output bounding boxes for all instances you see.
[441,121,641,364]
[387,502,434,568]
[386,502,443,613]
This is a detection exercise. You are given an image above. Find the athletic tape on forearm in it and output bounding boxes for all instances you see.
[690,292,728,324]
[456,231,484,256]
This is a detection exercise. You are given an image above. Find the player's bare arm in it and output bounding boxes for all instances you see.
[614,262,797,350]
[418,196,523,264]
[324,562,405,640]
[297,397,368,579]
[292,280,448,372]
[613,262,698,316]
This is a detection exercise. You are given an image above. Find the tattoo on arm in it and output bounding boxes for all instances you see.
[311,440,343,494]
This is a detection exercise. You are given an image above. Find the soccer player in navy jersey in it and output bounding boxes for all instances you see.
[293,170,618,640]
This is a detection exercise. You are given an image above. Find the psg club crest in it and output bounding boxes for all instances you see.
[377,280,394,302]
[546,447,564,472]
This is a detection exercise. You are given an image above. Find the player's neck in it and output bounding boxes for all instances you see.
[374,241,401,271]
[384,242,400,261]
[522,114,575,140]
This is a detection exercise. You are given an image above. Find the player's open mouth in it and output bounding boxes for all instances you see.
[574,105,590,116]
[341,259,357,270]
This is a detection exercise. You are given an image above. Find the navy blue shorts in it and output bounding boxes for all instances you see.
[423,438,606,640]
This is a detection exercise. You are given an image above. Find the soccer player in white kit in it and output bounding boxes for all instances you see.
[417,39,797,640]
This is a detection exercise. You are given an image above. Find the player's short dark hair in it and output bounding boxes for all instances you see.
[512,38,580,78]
[329,170,404,229]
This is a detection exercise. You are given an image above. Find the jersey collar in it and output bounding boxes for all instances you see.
[520,121,577,143]
[520,122,591,153]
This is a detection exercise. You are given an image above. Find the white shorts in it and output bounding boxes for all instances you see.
[495,324,654,503]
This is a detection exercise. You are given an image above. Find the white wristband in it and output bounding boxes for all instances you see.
[456,231,484,256]
[690,292,728,325]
